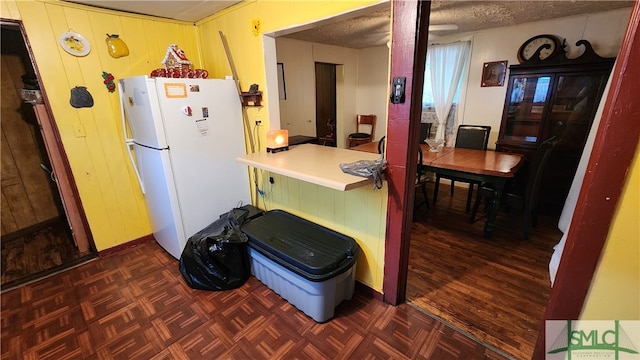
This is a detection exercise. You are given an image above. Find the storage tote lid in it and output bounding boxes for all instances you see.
[241,210,360,281]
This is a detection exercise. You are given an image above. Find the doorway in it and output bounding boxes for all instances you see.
[315,62,337,146]
[0,22,96,291]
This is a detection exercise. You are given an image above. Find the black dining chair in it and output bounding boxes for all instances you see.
[377,134,429,213]
[419,122,432,144]
[433,125,491,212]
[377,136,386,154]
[414,145,430,212]
[470,137,558,239]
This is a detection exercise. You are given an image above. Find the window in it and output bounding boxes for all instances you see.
[421,41,471,141]
[422,63,462,108]
[422,61,462,137]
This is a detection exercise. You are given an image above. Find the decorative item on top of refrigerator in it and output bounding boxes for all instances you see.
[150,44,208,79]
[119,75,251,259]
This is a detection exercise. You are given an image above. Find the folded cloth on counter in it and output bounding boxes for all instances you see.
[339,156,387,190]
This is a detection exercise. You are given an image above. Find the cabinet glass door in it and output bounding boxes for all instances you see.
[503,75,552,143]
[547,74,606,151]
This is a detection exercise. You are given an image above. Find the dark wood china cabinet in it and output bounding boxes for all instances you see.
[496,37,615,214]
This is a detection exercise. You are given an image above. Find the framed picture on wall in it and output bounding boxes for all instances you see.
[481,60,508,87]
[277,63,286,100]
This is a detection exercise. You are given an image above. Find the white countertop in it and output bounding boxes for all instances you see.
[236,144,382,191]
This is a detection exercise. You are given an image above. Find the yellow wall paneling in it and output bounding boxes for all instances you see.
[15,0,200,250]
[12,0,386,290]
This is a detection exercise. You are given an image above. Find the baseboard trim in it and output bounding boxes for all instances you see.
[355,281,383,301]
[98,234,154,257]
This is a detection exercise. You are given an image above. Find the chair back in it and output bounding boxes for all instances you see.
[524,136,558,212]
[419,123,432,143]
[455,125,491,150]
[416,145,429,181]
[471,136,559,238]
[356,114,376,136]
[348,114,377,147]
[414,144,431,211]
[377,136,386,154]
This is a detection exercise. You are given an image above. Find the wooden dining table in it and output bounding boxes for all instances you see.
[351,141,524,237]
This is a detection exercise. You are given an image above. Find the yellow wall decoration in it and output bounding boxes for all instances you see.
[251,19,261,37]
[105,33,129,58]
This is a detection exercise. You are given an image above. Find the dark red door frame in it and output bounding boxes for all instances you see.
[383,0,430,305]
[383,1,640,357]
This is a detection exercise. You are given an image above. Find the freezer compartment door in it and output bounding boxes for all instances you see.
[120,75,168,149]
[134,144,186,259]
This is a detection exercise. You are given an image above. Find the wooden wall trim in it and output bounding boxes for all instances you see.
[33,104,91,253]
[98,234,154,257]
[382,0,431,305]
[533,2,640,358]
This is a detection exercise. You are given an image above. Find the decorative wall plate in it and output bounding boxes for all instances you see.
[59,31,91,57]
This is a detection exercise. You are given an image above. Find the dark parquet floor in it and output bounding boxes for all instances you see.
[1,238,511,360]
[408,183,563,360]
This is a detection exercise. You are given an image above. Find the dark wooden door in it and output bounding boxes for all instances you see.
[1,26,62,235]
[315,62,336,146]
[1,22,93,256]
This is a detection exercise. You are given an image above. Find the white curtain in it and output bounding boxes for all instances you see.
[428,41,471,142]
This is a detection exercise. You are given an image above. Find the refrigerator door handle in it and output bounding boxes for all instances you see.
[125,140,145,194]
[120,85,146,194]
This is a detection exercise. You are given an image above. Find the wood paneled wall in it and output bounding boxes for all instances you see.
[1,50,60,235]
[11,0,381,253]
[13,0,200,251]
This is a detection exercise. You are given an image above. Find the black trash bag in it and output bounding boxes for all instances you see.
[179,207,251,291]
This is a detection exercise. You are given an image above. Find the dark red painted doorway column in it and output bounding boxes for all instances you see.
[382,0,431,305]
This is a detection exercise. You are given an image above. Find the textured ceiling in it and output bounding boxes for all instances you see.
[66,1,633,49]
[283,1,634,48]
[64,1,243,22]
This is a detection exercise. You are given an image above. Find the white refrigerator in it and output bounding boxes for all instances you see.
[119,75,251,259]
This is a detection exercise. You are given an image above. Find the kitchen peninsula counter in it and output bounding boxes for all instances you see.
[236,144,382,191]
